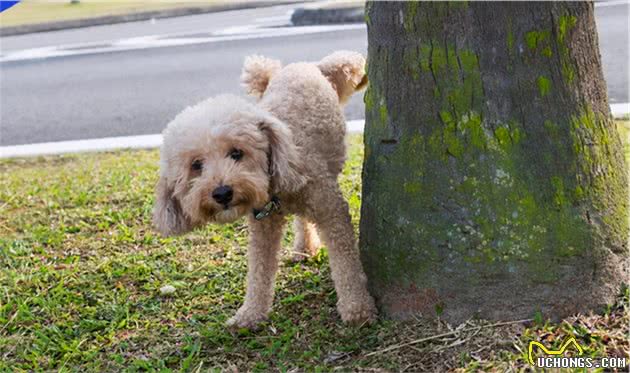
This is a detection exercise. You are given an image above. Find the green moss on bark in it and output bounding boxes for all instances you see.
[558,15,577,43]
[361,1,628,322]
[365,43,594,281]
[404,2,418,32]
[555,14,578,84]
[537,76,552,97]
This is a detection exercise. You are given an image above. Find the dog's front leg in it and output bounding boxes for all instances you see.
[226,213,286,330]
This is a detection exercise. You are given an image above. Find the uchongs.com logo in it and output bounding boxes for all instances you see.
[528,336,628,369]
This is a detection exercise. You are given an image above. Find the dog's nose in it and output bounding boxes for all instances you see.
[212,185,233,205]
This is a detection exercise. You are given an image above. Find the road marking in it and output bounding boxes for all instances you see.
[0,23,366,63]
[3,103,628,159]
[255,15,292,23]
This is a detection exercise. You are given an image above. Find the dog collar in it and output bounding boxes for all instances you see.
[253,196,281,220]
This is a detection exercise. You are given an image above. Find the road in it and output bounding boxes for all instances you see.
[0,2,627,146]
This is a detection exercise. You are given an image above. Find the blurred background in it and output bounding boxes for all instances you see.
[0,0,627,148]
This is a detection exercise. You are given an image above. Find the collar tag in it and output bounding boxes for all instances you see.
[254,196,281,220]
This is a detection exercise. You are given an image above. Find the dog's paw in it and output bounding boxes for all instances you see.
[225,308,268,330]
[338,297,378,326]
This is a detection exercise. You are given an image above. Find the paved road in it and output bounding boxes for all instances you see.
[596,1,629,105]
[1,2,627,146]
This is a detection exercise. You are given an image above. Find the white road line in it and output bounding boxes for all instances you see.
[0,24,366,63]
[254,15,292,23]
[3,103,628,159]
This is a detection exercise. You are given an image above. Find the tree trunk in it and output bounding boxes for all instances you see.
[360,1,628,323]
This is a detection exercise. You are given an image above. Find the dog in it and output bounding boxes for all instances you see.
[153,51,376,329]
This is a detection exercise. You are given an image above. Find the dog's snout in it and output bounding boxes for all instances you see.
[212,185,233,205]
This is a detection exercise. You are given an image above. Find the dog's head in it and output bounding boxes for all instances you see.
[153,95,305,235]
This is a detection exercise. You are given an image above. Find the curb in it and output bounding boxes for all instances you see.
[291,5,363,26]
[2,109,628,158]
[0,120,366,159]
[0,1,300,37]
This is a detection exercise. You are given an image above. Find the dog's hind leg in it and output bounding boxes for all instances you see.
[308,182,377,325]
[226,213,286,330]
[290,217,321,262]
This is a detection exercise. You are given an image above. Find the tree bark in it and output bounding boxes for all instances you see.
[360,1,628,323]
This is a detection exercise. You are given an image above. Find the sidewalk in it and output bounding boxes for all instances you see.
[0,1,302,36]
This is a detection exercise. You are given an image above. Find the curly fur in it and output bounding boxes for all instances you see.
[240,55,283,99]
[154,51,375,328]
[317,50,368,104]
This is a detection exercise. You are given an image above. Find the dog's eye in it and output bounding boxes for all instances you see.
[191,159,203,171]
[229,148,243,161]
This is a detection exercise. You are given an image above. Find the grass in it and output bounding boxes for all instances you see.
[0,132,628,371]
[0,0,227,28]
[619,120,630,162]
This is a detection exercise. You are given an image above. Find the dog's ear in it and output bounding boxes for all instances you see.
[317,50,367,105]
[153,175,191,236]
[258,118,307,194]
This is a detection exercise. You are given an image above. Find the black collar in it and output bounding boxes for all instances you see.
[252,145,281,220]
[252,195,281,220]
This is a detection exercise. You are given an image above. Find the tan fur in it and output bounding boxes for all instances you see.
[290,217,321,262]
[154,51,375,328]
[240,55,282,99]
[317,50,367,104]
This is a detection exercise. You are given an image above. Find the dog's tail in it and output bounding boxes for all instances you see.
[317,51,368,105]
[241,55,283,99]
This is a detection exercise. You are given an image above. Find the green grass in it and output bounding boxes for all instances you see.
[0,0,227,28]
[0,133,628,371]
[619,120,630,162]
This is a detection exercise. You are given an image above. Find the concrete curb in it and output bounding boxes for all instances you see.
[291,5,363,26]
[0,120,366,158]
[2,108,629,158]
[0,1,300,37]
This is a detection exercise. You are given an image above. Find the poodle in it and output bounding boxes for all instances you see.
[153,51,376,329]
